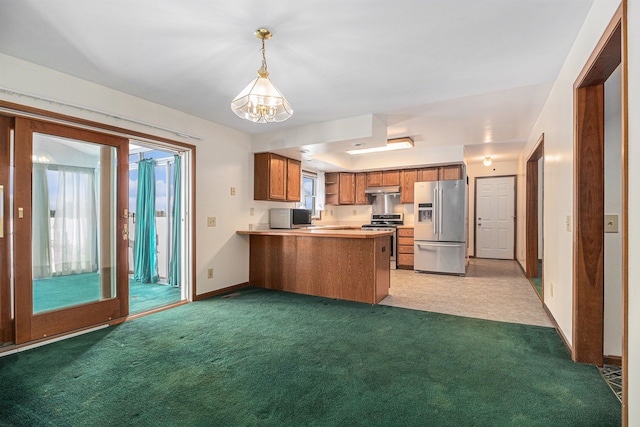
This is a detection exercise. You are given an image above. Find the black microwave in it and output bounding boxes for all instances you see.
[269,208,312,229]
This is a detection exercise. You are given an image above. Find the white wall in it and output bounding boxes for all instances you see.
[517,0,622,347]
[603,66,623,358]
[0,53,257,297]
[626,0,640,420]
[466,160,519,257]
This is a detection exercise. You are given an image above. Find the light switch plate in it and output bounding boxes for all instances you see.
[604,214,619,233]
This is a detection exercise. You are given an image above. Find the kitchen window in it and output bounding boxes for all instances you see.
[302,171,318,217]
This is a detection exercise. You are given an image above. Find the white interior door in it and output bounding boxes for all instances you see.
[476,176,515,259]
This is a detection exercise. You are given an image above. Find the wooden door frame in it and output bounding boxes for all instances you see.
[572,4,627,422]
[525,135,544,280]
[0,116,13,344]
[473,174,517,260]
[13,118,130,343]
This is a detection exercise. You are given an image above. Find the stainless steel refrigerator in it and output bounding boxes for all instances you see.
[414,179,467,275]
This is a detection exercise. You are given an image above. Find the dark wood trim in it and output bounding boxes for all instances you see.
[544,303,572,356]
[572,84,605,366]
[0,100,196,150]
[572,5,623,372]
[525,134,544,280]
[0,116,14,344]
[193,282,250,301]
[473,175,517,260]
[604,355,622,367]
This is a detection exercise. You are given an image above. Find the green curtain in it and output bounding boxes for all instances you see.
[169,154,182,287]
[133,158,158,283]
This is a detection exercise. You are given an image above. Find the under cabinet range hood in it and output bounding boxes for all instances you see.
[364,186,400,195]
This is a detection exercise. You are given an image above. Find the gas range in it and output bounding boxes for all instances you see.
[362,214,403,270]
[361,213,404,229]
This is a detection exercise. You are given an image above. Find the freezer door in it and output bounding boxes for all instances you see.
[439,179,466,242]
[414,181,439,241]
[414,241,466,275]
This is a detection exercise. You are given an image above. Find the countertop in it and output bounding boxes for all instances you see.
[236,228,393,239]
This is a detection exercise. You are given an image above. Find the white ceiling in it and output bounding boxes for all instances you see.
[0,0,594,168]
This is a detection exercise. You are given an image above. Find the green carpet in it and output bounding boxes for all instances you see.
[1,288,620,426]
[530,277,543,298]
[33,273,181,314]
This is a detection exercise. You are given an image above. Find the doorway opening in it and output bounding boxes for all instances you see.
[525,135,544,300]
[128,142,187,314]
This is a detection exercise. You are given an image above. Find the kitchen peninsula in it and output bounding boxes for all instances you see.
[236,228,392,304]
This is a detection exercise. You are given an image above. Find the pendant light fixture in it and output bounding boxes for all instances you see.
[231,28,293,123]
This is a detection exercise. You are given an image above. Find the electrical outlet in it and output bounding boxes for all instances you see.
[565,215,571,232]
[207,216,216,227]
[352,209,357,216]
[230,187,236,196]
[250,207,254,216]
[207,268,213,279]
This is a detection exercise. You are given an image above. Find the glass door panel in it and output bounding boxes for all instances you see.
[31,135,117,313]
[14,118,128,344]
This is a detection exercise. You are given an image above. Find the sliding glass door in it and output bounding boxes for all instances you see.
[13,118,129,344]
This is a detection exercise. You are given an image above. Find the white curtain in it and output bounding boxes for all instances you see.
[32,164,52,279]
[315,171,325,213]
[53,166,98,276]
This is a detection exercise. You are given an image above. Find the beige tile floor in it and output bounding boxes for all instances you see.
[380,258,554,327]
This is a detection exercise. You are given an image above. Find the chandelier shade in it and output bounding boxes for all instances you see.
[231,76,293,123]
[230,28,293,124]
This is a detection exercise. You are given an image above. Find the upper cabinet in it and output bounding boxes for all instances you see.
[325,172,357,205]
[382,170,400,186]
[367,170,401,187]
[338,173,355,205]
[439,165,463,180]
[418,167,439,182]
[355,173,368,205]
[254,153,301,202]
[366,171,383,187]
[324,163,464,205]
[400,169,417,204]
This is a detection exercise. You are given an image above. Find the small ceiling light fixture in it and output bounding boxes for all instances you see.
[483,156,493,167]
[346,137,414,155]
[231,28,293,123]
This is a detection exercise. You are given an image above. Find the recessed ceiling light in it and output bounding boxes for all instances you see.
[346,137,414,155]
[299,149,310,154]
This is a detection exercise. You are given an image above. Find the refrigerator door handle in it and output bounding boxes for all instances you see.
[433,187,438,234]
[416,242,463,248]
[439,188,444,235]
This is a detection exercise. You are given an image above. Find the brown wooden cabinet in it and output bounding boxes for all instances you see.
[355,173,368,205]
[383,170,400,186]
[338,172,355,205]
[367,171,383,187]
[325,172,339,205]
[400,169,418,204]
[286,158,301,201]
[439,165,463,180]
[254,153,301,202]
[325,172,356,205]
[397,227,414,269]
[418,167,439,182]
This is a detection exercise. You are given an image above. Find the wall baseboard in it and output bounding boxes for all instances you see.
[543,303,573,356]
[603,355,622,366]
[194,282,249,301]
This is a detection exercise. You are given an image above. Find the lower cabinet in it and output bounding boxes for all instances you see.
[397,227,414,269]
